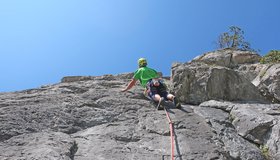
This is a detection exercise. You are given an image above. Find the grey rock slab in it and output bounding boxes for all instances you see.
[252,63,280,103]
[1,72,279,160]
[192,49,261,68]
[231,104,275,144]
[171,62,267,104]
[164,105,227,160]
[266,119,280,160]
[0,131,76,160]
[72,112,168,160]
[195,105,266,160]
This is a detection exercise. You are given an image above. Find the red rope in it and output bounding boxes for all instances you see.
[164,107,175,160]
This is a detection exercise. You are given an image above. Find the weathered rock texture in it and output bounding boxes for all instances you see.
[171,49,279,104]
[198,100,280,160]
[171,62,267,104]
[0,49,280,160]
[0,73,279,160]
[192,49,261,68]
[252,64,280,103]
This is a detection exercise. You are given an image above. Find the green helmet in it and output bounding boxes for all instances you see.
[138,58,147,67]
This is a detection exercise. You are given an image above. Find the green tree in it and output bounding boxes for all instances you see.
[260,50,280,64]
[216,26,255,52]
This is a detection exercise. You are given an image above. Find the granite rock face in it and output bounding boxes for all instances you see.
[198,100,280,160]
[0,73,279,160]
[0,49,280,160]
[0,74,219,160]
[192,48,261,68]
[171,49,279,104]
[252,63,280,103]
[171,62,267,104]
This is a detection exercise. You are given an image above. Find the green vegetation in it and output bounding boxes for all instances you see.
[260,50,280,64]
[216,26,257,52]
[259,69,267,79]
[229,113,235,122]
[260,145,270,160]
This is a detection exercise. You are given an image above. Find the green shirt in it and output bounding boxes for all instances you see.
[133,67,159,87]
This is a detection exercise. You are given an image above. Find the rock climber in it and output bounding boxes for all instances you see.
[121,58,181,109]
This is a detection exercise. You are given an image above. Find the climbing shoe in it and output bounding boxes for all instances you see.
[157,97,164,110]
[173,97,181,109]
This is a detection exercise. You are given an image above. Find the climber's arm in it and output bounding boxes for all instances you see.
[121,79,137,92]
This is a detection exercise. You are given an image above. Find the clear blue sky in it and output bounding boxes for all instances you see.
[1,0,279,92]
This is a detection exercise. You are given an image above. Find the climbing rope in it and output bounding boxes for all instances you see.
[163,106,175,160]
